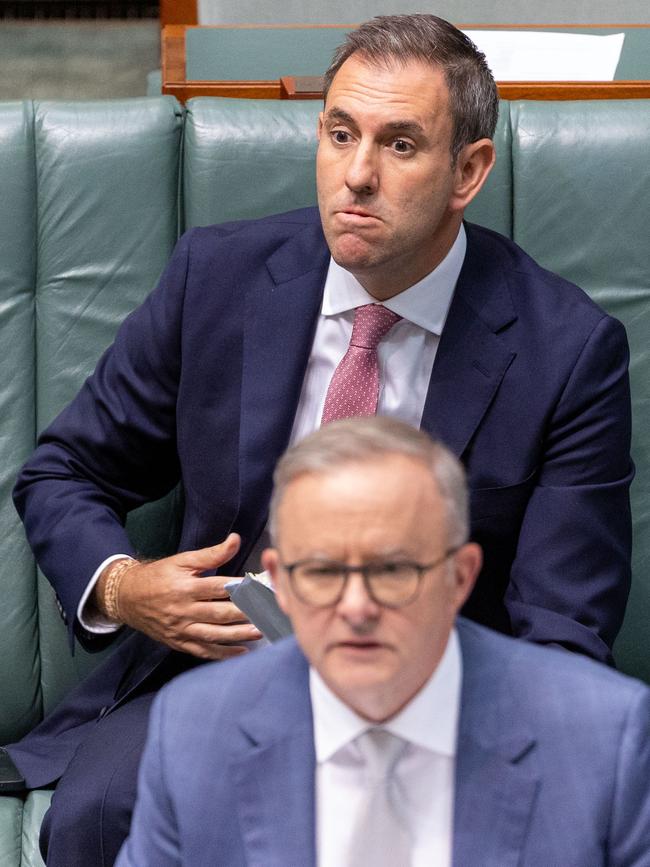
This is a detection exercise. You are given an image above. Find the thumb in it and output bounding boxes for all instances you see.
[177,533,241,572]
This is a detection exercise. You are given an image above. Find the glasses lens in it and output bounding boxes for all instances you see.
[292,561,346,606]
[366,563,420,606]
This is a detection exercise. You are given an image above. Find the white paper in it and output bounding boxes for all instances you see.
[464,31,625,82]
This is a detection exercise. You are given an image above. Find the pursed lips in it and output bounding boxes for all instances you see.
[334,211,383,234]
[335,207,382,221]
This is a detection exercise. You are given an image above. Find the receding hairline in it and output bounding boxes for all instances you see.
[277,449,439,492]
[321,55,452,140]
[322,50,449,104]
[321,15,499,159]
[268,419,470,549]
[271,450,448,540]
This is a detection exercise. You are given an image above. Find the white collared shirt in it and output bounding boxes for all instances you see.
[310,628,462,867]
[79,226,466,630]
[288,224,466,444]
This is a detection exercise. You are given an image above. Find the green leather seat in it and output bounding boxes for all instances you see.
[180,97,512,235]
[508,100,650,678]
[0,96,183,867]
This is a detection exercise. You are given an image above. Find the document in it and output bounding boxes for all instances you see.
[226,573,293,643]
[464,30,625,81]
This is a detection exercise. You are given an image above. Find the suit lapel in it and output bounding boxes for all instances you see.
[453,621,539,867]
[231,644,317,867]
[237,222,329,550]
[236,220,519,544]
[421,226,517,457]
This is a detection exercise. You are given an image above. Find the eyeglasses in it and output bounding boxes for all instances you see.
[281,548,459,609]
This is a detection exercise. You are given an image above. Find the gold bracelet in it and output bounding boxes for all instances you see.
[102,559,137,623]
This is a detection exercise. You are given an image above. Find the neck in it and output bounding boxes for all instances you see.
[353,217,463,300]
[331,674,433,724]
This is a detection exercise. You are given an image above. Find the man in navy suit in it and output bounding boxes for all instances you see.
[117,417,650,867]
[4,13,632,866]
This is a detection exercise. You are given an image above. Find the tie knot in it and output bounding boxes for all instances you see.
[350,304,402,350]
[356,728,407,783]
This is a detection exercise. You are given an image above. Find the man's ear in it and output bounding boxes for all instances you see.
[449,139,496,213]
[261,547,290,613]
[451,542,482,611]
[317,111,324,142]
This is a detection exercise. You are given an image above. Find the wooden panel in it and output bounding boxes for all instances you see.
[162,24,650,105]
[280,76,323,99]
[499,81,650,99]
[160,0,197,25]
[161,24,187,84]
[166,81,284,100]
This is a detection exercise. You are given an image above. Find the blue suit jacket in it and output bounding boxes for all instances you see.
[10,209,633,786]
[116,620,650,867]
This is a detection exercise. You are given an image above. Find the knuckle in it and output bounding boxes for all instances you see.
[178,640,212,660]
[213,605,237,625]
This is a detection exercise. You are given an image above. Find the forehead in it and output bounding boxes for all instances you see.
[276,455,447,558]
[324,53,451,129]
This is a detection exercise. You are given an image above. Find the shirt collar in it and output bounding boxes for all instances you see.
[310,627,462,762]
[321,224,466,336]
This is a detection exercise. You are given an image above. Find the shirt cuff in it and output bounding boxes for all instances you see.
[77,554,135,633]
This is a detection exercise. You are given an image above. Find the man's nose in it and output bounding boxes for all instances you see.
[344,144,379,196]
[336,571,381,626]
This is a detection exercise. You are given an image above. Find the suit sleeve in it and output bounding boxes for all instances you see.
[504,313,633,665]
[608,687,650,864]
[114,691,181,867]
[13,231,194,648]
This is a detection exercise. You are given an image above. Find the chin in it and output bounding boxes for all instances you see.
[325,664,396,699]
[336,678,405,723]
[329,234,379,270]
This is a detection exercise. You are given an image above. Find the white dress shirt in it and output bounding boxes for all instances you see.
[288,224,466,444]
[311,628,462,867]
[79,225,466,631]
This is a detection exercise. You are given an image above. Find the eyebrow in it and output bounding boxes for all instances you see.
[323,107,357,128]
[296,548,414,563]
[382,121,426,137]
[323,107,425,138]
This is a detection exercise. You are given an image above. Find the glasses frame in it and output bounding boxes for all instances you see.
[281,547,461,609]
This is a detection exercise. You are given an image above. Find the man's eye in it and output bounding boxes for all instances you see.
[391,139,414,154]
[331,129,351,144]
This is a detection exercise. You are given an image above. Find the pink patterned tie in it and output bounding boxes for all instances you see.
[321,304,402,424]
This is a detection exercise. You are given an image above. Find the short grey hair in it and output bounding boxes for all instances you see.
[269,417,469,548]
[323,14,499,162]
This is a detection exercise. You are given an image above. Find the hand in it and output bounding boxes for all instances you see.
[97,534,262,659]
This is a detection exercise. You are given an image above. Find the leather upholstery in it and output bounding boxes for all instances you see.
[0,796,22,865]
[0,95,649,864]
[510,100,650,679]
[0,102,40,744]
[182,98,512,235]
[31,98,184,718]
[183,98,321,229]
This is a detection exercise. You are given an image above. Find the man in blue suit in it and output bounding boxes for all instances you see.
[4,13,633,866]
[117,417,650,867]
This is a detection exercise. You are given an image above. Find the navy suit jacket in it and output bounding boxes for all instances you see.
[10,209,633,786]
[116,619,650,867]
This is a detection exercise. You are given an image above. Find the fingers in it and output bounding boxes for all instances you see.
[173,620,263,661]
[110,535,268,660]
[176,533,241,572]
[175,641,251,662]
[185,621,263,645]
[188,576,237,601]
[190,600,250,625]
